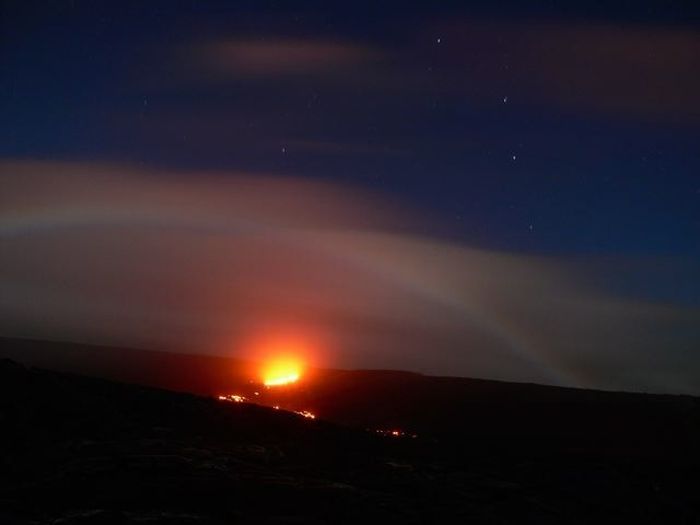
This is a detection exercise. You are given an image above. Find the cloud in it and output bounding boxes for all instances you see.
[193,38,381,77]
[431,19,700,122]
[173,21,700,125]
[283,139,408,157]
[1,160,699,394]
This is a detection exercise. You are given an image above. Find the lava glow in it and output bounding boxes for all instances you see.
[218,394,247,403]
[261,357,303,387]
[215,392,315,419]
[264,372,300,387]
[375,429,418,438]
[215,394,410,435]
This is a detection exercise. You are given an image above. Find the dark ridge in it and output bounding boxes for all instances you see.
[1,339,700,522]
[2,336,699,455]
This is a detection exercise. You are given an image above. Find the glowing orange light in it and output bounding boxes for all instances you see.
[374,428,417,438]
[295,410,316,419]
[261,356,303,387]
[218,394,247,403]
[240,330,315,387]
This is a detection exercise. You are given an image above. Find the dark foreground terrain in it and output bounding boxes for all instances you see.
[1,340,700,523]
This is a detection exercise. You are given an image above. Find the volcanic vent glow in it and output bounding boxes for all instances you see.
[262,357,302,387]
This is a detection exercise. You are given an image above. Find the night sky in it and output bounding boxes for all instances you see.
[2,1,699,394]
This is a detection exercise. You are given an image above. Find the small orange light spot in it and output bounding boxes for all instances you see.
[374,428,415,438]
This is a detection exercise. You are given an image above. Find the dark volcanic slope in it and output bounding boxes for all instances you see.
[0,337,250,395]
[0,360,406,524]
[3,337,700,457]
[2,357,700,523]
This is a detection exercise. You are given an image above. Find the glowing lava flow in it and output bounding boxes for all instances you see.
[375,428,418,438]
[218,394,247,403]
[215,395,416,436]
[216,393,316,420]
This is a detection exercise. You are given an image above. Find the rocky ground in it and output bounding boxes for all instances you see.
[1,358,699,524]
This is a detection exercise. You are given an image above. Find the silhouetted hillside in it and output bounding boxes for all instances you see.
[2,339,700,523]
[3,337,699,456]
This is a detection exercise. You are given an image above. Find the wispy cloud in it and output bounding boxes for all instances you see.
[163,21,700,129]
[193,38,382,77]
[429,19,700,122]
[2,160,699,394]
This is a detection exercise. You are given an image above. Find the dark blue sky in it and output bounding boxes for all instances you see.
[2,1,700,392]
[2,0,699,257]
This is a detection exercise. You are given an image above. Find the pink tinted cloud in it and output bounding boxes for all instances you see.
[432,19,700,122]
[197,38,381,77]
[1,161,699,394]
